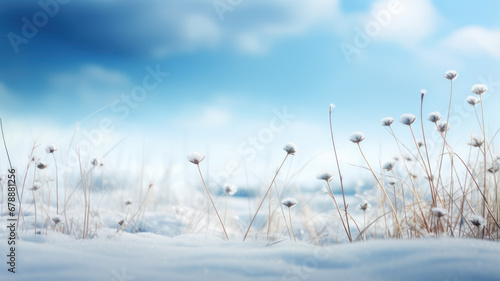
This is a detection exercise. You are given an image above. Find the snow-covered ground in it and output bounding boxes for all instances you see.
[1,232,498,281]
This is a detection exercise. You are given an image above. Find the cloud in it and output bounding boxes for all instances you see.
[441,26,500,58]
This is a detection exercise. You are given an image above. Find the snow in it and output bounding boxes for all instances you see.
[1,231,498,281]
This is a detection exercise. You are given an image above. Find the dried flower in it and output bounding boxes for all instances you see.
[187,151,205,164]
[52,216,62,225]
[421,89,427,95]
[37,161,48,169]
[349,132,365,143]
[427,112,442,123]
[469,215,486,228]
[316,171,334,182]
[436,121,451,133]
[466,96,480,106]
[223,183,238,196]
[30,182,41,191]
[383,161,395,171]
[91,157,104,167]
[444,70,458,81]
[468,136,484,148]
[330,103,336,112]
[125,200,132,206]
[488,165,499,174]
[381,117,394,126]
[471,84,488,95]
[281,198,298,208]
[387,179,397,186]
[118,219,125,226]
[45,144,57,154]
[431,207,447,218]
[417,139,424,148]
[400,114,416,126]
[359,200,370,211]
[283,142,298,155]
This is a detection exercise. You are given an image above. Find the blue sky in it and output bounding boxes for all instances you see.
[1,0,499,188]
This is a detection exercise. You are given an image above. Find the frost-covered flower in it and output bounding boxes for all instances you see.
[45,144,57,154]
[316,171,334,182]
[421,89,427,95]
[466,96,480,106]
[223,183,238,196]
[383,161,395,171]
[283,142,298,155]
[471,84,488,95]
[359,200,370,211]
[125,199,132,206]
[436,121,451,133]
[91,157,104,167]
[444,70,458,81]
[281,198,298,208]
[417,139,424,148]
[52,216,62,225]
[381,117,394,127]
[30,182,41,191]
[37,161,48,170]
[431,207,447,218]
[427,112,442,123]
[387,179,397,186]
[330,103,336,112]
[469,215,486,228]
[187,151,205,164]
[400,114,416,126]
[488,165,499,174]
[349,132,365,143]
[468,136,484,148]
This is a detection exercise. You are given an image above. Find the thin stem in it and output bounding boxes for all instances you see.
[267,184,272,240]
[326,181,350,240]
[52,153,59,215]
[33,191,37,235]
[196,164,229,240]
[288,208,296,241]
[243,154,289,241]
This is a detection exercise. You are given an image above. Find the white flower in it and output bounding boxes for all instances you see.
[431,207,447,218]
[187,151,205,164]
[223,183,238,196]
[469,215,486,228]
[427,112,442,123]
[330,103,336,112]
[349,132,365,143]
[421,89,427,95]
[466,96,480,106]
[468,136,484,148]
[316,171,334,182]
[37,161,48,170]
[281,198,298,208]
[444,70,458,81]
[400,114,416,126]
[471,84,488,95]
[381,117,394,126]
[91,157,104,167]
[45,144,57,154]
[30,182,41,191]
[283,142,298,155]
[436,121,451,133]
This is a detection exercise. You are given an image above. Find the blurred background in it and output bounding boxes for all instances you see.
[0,0,499,195]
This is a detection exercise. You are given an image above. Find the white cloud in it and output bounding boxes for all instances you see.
[441,26,500,58]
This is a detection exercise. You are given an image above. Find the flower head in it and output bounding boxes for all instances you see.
[466,96,480,106]
[281,198,298,208]
[471,84,488,95]
[383,161,395,171]
[52,216,62,225]
[91,157,104,167]
[431,207,447,218]
[283,142,298,155]
[400,114,416,126]
[316,171,334,182]
[30,182,41,191]
[349,132,365,143]
[488,165,499,174]
[381,117,394,127]
[427,112,442,123]
[45,144,57,154]
[436,121,451,133]
[125,199,133,206]
[329,103,335,112]
[223,183,238,196]
[358,200,371,211]
[468,136,484,148]
[469,215,486,228]
[444,70,458,81]
[421,89,427,95]
[37,161,48,170]
[187,151,205,164]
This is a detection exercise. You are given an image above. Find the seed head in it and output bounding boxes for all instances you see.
[187,151,205,164]
[381,117,394,127]
[431,207,447,218]
[471,84,488,95]
[400,114,416,126]
[349,132,365,143]
[427,112,442,123]
[444,70,458,81]
[91,157,104,167]
[436,121,451,133]
[466,96,480,106]
[52,216,62,225]
[329,103,336,113]
[45,144,57,154]
[316,171,335,182]
[469,215,486,228]
[281,197,298,208]
[468,136,484,148]
[359,200,370,211]
[118,219,125,226]
[382,161,395,171]
[421,89,427,95]
[223,183,238,196]
[283,142,298,155]
[30,182,41,191]
[387,179,397,186]
[488,165,499,174]
[125,199,132,206]
[37,161,48,170]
